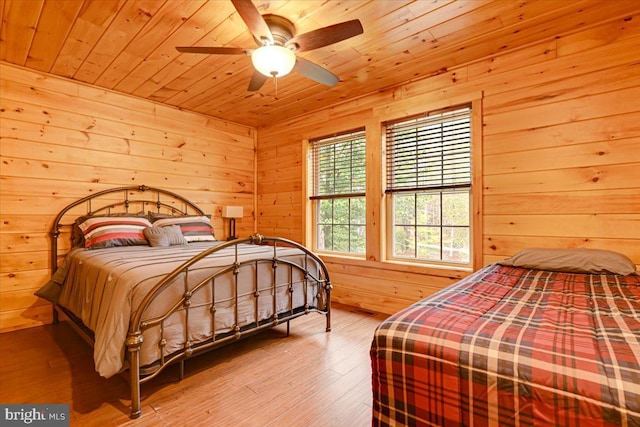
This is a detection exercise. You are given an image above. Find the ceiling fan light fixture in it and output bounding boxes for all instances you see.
[177,2,363,92]
[251,45,296,78]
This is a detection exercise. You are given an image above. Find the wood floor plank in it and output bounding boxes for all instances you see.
[0,303,386,426]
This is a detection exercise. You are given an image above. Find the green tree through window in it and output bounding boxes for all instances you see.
[386,107,471,264]
[311,129,366,254]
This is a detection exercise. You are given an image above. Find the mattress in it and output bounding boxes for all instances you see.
[54,242,322,378]
[371,263,640,426]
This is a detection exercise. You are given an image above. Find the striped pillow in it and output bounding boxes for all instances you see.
[78,216,152,249]
[151,215,216,242]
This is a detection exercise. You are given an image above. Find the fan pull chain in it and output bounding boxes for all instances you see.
[273,74,278,98]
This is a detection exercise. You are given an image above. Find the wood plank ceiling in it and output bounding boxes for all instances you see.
[1,0,638,128]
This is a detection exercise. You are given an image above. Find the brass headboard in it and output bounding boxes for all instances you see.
[50,185,206,272]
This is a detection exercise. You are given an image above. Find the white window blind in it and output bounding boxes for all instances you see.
[310,128,366,199]
[386,107,471,193]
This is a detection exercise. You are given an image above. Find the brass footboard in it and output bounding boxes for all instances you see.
[48,186,332,419]
[125,234,332,419]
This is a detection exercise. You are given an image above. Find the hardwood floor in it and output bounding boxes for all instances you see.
[0,303,387,426]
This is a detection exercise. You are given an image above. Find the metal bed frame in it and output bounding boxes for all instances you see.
[49,185,332,418]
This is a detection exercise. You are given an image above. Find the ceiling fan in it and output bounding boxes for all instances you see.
[176,0,364,92]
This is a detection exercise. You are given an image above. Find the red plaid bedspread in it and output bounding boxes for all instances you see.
[371,264,640,427]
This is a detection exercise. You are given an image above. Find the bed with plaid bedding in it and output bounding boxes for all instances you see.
[371,263,640,426]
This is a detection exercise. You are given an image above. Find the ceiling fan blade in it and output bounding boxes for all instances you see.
[294,57,339,87]
[248,70,269,91]
[231,0,273,46]
[176,46,252,55]
[286,20,363,52]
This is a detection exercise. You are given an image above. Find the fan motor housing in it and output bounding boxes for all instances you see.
[258,14,296,47]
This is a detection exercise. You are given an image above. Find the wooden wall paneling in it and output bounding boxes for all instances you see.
[0,1,4,43]
[255,214,302,232]
[484,214,639,240]
[328,263,463,297]
[484,87,640,136]
[0,250,49,273]
[484,138,640,175]
[0,74,250,144]
[0,213,52,233]
[333,75,467,121]
[365,119,383,263]
[0,306,52,333]
[484,189,640,215]
[483,163,639,195]
[3,3,640,330]
[483,235,640,262]
[484,112,640,156]
[257,177,301,195]
[0,132,254,184]
[471,98,484,270]
[0,99,255,167]
[258,196,301,216]
[465,27,640,100]
[0,194,84,216]
[257,13,640,315]
[0,67,256,158]
[0,187,247,232]
[301,137,311,248]
[258,139,301,163]
[0,288,49,312]
[0,62,256,332]
[0,232,69,254]
[395,21,638,113]
[258,164,302,183]
[1,155,250,194]
[484,66,640,116]
[329,286,407,315]
[0,270,51,294]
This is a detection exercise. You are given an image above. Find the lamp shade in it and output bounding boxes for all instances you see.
[251,45,296,78]
[222,206,244,219]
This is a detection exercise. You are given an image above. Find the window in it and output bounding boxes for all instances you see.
[385,106,472,264]
[310,129,366,254]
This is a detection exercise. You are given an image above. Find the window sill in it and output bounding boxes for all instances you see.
[317,253,472,280]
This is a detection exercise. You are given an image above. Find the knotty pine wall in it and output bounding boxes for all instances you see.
[257,14,640,315]
[0,63,256,332]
